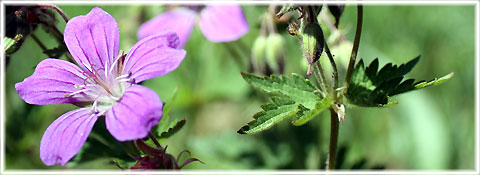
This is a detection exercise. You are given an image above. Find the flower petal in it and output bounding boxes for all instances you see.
[138,8,197,48]
[123,32,185,83]
[105,85,163,141]
[40,108,99,166]
[199,5,249,42]
[15,59,92,105]
[64,7,120,73]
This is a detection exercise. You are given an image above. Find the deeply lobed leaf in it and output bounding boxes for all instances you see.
[346,56,453,107]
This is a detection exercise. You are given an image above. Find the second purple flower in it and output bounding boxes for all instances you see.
[138,5,249,47]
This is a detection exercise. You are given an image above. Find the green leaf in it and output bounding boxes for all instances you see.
[155,87,185,141]
[241,73,322,109]
[239,73,334,134]
[237,97,299,134]
[346,56,453,107]
[292,97,332,126]
[414,72,454,89]
[158,118,186,140]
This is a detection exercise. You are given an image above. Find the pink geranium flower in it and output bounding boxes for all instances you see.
[15,7,186,166]
[138,5,249,47]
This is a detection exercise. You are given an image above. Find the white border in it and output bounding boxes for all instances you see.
[0,0,478,175]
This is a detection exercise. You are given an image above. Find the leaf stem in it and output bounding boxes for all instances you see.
[327,107,339,170]
[344,5,363,88]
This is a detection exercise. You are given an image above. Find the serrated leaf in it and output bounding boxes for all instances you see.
[292,97,332,126]
[346,56,453,107]
[241,72,322,109]
[158,118,186,140]
[156,88,178,136]
[237,97,299,134]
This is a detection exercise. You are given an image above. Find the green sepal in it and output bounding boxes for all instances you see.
[346,56,453,107]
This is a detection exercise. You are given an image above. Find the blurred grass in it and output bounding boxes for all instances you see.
[4,5,475,170]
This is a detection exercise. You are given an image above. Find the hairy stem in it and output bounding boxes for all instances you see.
[344,5,363,87]
[327,107,339,170]
[324,42,339,99]
[313,60,330,96]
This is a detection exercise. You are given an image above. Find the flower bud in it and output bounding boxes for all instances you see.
[301,22,324,65]
[328,5,345,27]
[251,35,267,73]
[265,33,285,73]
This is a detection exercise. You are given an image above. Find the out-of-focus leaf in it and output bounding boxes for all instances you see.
[346,56,453,107]
[43,44,67,58]
[155,88,186,141]
[158,118,186,140]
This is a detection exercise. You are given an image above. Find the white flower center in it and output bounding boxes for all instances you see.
[65,52,134,114]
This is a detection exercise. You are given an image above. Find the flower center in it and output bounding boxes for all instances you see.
[64,52,134,114]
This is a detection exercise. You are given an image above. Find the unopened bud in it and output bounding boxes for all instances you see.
[265,33,285,73]
[328,5,345,27]
[251,35,267,73]
[302,22,324,65]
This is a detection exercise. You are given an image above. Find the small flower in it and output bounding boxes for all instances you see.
[15,7,186,166]
[138,5,249,47]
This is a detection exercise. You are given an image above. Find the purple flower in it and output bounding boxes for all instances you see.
[138,5,249,47]
[15,7,186,166]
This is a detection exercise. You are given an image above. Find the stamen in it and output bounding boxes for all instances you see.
[109,50,125,76]
[115,74,130,80]
[64,88,91,97]
[92,100,99,113]
[105,61,109,78]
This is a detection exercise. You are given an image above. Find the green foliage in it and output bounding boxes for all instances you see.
[238,73,332,134]
[156,88,186,142]
[241,73,322,109]
[346,56,453,107]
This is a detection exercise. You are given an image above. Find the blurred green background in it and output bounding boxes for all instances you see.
[4,4,475,170]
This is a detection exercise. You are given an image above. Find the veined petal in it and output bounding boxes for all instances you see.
[199,5,249,42]
[105,85,163,141]
[123,32,185,83]
[64,7,120,73]
[124,47,185,83]
[15,59,92,105]
[138,8,197,48]
[40,108,100,166]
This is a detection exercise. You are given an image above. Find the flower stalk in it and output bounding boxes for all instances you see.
[344,6,363,87]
